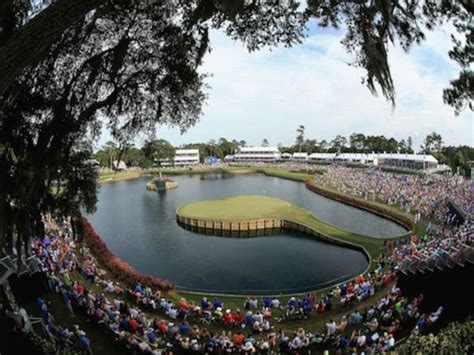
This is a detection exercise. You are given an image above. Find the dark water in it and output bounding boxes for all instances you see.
[88,174,405,294]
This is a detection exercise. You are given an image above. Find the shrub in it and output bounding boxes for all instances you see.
[395,319,473,354]
[81,218,174,291]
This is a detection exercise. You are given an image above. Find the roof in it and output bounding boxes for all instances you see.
[307,153,438,163]
[238,146,280,152]
[175,149,199,154]
[293,152,308,157]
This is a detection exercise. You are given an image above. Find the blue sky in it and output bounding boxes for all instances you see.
[99,22,473,151]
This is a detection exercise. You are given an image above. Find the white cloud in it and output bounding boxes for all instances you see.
[101,25,473,150]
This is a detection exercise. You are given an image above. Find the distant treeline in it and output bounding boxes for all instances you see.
[93,131,473,174]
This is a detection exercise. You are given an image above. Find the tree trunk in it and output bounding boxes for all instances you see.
[2,281,20,312]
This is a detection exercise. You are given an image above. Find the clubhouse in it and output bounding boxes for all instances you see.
[161,149,200,166]
[234,147,281,162]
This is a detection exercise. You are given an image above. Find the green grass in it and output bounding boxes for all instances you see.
[255,167,317,181]
[98,170,144,183]
[98,167,252,184]
[179,195,300,220]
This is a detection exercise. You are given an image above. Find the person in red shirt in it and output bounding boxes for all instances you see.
[347,282,354,294]
[233,331,245,346]
[223,309,233,327]
[316,301,326,313]
[232,309,244,325]
[178,298,189,309]
[129,317,138,332]
[158,320,167,334]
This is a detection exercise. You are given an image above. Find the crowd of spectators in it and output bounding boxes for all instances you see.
[28,216,464,353]
[314,166,472,223]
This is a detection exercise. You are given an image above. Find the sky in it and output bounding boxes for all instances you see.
[99,21,473,151]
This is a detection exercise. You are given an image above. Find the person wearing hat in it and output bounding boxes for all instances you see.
[241,341,255,352]
[224,309,233,326]
[190,338,201,351]
[200,297,210,310]
[245,311,254,327]
[166,322,177,338]
[249,296,258,309]
[214,307,223,320]
[252,320,262,334]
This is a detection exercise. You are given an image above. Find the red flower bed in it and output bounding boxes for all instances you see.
[81,218,174,291]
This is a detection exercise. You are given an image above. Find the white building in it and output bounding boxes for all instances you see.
[174,149,200,166]
[280,152,292,161]
[234,147,281,162]
[112,160,127,171]
[306,152,440,172]
[292,152,308,161]
[379,153,438,172]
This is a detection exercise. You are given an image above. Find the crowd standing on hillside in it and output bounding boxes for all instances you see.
[315,166,473,224]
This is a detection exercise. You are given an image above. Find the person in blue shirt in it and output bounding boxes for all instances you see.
[179,321,189,335]
[351,310,362,325]
[245,312,254,327]
[213,299,222,309]
[303,304,312,316]
[36,298,45,308]
[263,298,271,308]
[147,330,157,344]
[417,316,426,329]
[337,335,350,350]
[279,336,289,353]
[177,308,188,320]
[244,334,256,345]
[201,297,210,309]
[79,334,93,355]
[135,284,143,293]
[120,317,129,330]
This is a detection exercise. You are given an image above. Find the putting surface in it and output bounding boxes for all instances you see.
[178,195,312,221]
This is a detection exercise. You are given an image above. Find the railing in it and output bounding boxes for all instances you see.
[400,243,474,275]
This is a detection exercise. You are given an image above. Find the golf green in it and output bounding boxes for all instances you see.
[178,195,310,221]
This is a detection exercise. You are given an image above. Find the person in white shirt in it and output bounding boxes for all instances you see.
[357,333,367,347]
[168,307,177,319]
[290,335,302,349]
[326,320,337,336]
